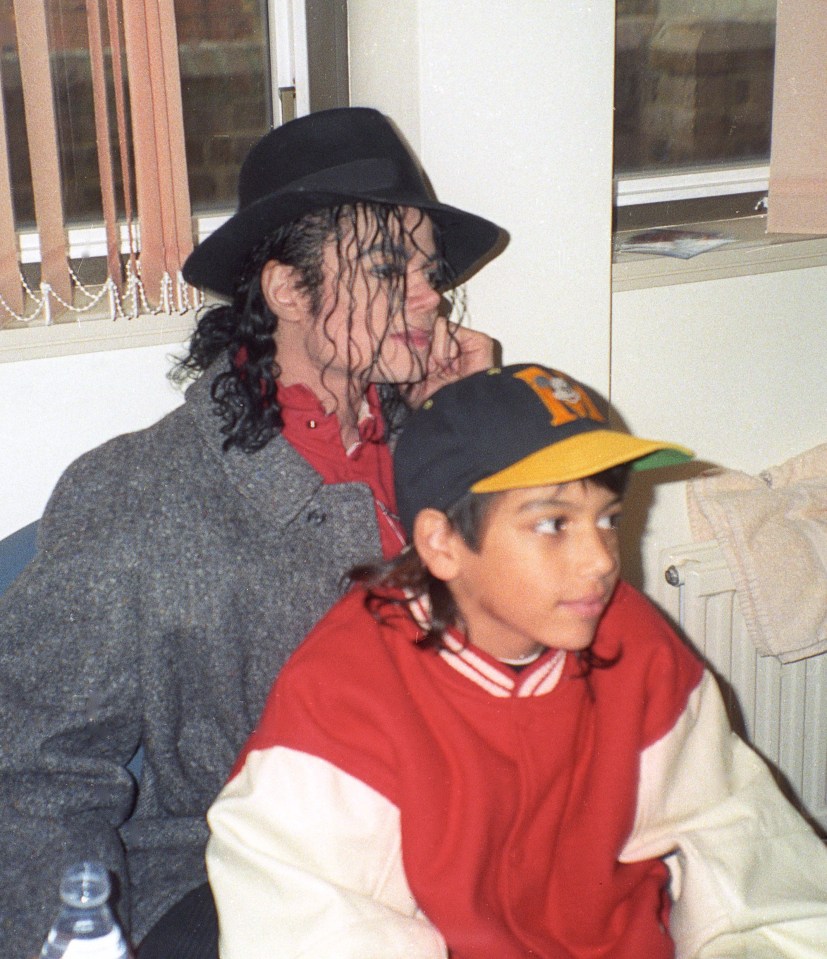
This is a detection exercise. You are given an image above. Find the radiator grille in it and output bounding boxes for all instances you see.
[659,541,827,833]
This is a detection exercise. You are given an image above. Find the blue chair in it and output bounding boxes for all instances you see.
[0,519,39,595]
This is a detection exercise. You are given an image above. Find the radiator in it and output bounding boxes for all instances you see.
[658,541,827,833]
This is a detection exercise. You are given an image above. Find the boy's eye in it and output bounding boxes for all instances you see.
[535,516,566,535]
[597,512,622,531]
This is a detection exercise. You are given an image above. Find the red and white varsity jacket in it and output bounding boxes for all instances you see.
[207,581,827,958]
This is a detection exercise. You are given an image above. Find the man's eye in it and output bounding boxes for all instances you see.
[370,261,404,280]
[426,263,445,289]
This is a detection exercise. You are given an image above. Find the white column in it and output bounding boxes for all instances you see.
[348,0,616,391]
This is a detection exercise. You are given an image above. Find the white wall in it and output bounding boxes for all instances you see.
[0,343,186,537]
[612,264,827,591]
[349,0,616,388]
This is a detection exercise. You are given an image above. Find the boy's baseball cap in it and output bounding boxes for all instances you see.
[394,363,693,534]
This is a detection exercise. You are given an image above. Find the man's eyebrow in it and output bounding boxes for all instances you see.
[357,240,410,259]
[357,240,438,265]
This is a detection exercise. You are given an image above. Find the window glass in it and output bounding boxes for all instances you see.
[175,0,273,215]
[614,0,776,177]
[0,0,273,230]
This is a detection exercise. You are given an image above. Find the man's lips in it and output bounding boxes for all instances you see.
[392,327,432,349]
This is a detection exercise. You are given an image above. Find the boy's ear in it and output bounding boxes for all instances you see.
[260,259,305,320]
[412,508,463,582]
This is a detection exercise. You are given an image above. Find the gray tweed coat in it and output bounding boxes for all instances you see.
[0,368,383,958]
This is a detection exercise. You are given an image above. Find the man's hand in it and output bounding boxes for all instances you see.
[404,320,498,408]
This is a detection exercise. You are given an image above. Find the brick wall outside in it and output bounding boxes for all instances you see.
[616,12,774,173]
[2,1,270,226]
[0,0,263,48]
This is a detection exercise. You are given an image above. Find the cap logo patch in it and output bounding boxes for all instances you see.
[514,366,605,427]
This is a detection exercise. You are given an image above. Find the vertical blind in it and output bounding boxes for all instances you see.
[767,0,827,234]
[3,0,195,326]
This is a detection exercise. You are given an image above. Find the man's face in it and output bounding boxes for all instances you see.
[304,205,444,391]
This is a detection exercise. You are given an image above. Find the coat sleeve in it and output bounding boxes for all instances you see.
[206,746,447,959]
[0,472,143,958]
[620,669,827,958]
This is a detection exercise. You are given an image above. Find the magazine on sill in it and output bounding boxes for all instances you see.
[616,227,736,259]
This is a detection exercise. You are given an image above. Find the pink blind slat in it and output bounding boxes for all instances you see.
[106,0,139,280]
[86,0,123,291]
[0,56,23,315]
[767,1,827,234]
[13,0,73,303]
[152,0,194,275]
[122,0,193,303]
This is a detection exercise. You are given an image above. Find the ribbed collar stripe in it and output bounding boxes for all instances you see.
[407,593,567,699]
[519,650,566,697]
[438,647,514,698]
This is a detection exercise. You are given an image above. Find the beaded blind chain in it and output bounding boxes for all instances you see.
[0,261,203,328]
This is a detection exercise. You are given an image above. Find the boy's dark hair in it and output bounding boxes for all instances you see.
[172,203,462,452]
[349,463,631,673]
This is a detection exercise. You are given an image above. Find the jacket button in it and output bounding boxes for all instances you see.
[306,508,326,526]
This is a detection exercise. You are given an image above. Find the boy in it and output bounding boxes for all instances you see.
[207,363,827,958]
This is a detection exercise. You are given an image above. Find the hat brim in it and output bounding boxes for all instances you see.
[182,187,504,299]
[470,430,693,494]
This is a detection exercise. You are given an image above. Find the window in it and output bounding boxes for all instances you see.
[613,0,827,288]
[5,2,272,229]
[0,0,347,334]
[614,1,776,225]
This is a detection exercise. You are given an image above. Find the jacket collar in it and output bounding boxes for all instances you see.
[184,365,329,529]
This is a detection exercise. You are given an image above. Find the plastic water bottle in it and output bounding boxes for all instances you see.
[39,861,131,958]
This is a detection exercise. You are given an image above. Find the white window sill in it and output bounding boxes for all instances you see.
[612,215,827,291]
[0,311,196,364]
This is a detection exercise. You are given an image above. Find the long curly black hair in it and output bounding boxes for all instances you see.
[172,203,465,452]
[349,465,631,676]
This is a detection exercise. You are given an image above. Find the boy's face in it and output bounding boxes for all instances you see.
[443,479,622,663]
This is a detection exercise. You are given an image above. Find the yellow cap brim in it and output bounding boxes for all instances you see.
[470,430,693,494]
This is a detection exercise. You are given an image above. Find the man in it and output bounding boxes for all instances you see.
[0,107,506,958]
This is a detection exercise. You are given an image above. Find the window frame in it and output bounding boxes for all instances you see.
[614,163,770,208]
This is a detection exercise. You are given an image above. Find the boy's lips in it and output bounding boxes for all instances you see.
[562,594,610,619]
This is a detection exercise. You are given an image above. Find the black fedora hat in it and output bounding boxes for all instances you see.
[183,107,506,299]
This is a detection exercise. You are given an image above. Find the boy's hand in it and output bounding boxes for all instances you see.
[405,321,497,408]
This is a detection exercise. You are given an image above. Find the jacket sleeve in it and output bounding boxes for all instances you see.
[620,669,827,958]
[206,746,447,959]
[0,475,143,958]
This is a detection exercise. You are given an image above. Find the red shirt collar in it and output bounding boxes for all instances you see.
[277,382,404,558]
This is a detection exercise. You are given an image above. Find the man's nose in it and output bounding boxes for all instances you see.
[406,271,441,313]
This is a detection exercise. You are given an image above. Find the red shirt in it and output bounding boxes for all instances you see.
[277,382,406,559]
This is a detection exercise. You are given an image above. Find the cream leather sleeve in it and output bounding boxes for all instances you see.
[620,671,827,958]
[206,747,447,959]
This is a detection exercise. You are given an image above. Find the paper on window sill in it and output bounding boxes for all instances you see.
[616,228,736,259]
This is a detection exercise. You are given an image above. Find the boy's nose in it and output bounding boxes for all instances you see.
[580,529,620,581]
